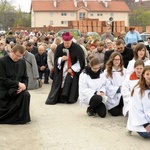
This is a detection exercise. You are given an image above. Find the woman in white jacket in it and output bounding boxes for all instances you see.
[104,52,127,116]
[79,57,107,118]
[121,60,145,116]
[127,66,150,138]
[127,43,148,75]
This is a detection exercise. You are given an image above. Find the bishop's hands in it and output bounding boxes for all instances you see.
[17,82,26,94]
[61,56,68,62]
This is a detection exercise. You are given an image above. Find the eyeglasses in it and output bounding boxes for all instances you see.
[13,52,23,58]
[117,47,124,50]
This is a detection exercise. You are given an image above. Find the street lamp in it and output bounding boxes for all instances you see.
[109,17,114,35]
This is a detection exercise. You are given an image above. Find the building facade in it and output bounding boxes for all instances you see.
[31,0,130,27]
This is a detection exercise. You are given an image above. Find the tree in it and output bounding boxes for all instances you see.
[0,0,16,30]
[129,6,150,31]
[0,0,31,30]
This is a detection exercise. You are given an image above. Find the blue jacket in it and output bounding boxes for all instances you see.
[125,30,141,45]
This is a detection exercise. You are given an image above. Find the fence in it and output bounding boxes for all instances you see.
[10,19,150,37]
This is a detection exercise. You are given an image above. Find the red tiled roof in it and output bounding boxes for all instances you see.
[31,0,130,12]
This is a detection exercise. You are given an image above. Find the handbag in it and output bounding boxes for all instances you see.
[6,61,22,98]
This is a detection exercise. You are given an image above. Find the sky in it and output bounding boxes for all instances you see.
[11,0,147,12]
[13,0,31,12]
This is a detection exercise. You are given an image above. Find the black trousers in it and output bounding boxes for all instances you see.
[89,95,106,118]
[108,96,124,116]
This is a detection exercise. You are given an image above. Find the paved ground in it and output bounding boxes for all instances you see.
[0,81,150,150]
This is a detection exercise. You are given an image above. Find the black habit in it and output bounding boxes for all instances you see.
[0,56,30,124]
[45,42,85,104]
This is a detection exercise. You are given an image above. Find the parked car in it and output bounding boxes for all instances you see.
[84,32,100,43]
[84,32,100,38]
[140,32,150,45]
[56,29,82,38]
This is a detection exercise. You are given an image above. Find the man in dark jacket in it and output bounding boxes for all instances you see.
[26,41,38,55]
[35,45,49,84]
[104,39,133,68]
[5,31,16,44]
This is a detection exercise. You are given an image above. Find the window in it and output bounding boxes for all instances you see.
[110,12,113,17]
[97,13,103,16]
[61,12,67,16]
[79,12,85,20]
[61,21,67,25]
[50,21,53,25]
[70,12,74,16]
[90,13,94,17]
[50,12,53,16]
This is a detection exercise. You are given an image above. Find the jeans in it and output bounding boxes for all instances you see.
[137,132,150,139]
[39,68,50,83]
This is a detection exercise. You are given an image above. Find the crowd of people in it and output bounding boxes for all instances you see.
[0,27,150,139]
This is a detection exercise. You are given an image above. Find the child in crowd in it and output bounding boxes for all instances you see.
[127,66,150,139]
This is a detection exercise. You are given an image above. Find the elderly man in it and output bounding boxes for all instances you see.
[101,29,114,42]
[47,43,57,80]
[23,46,40,90]
[0,44,30,124]
[35,45,49,84]
[45,32,85,104]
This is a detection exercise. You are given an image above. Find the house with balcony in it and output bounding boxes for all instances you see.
[31,0,130,27]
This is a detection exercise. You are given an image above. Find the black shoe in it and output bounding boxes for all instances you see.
[59,95,68,103]
[44,81,49,84]
[86,107,96,116]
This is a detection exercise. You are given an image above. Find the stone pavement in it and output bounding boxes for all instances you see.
[0,82,150,150]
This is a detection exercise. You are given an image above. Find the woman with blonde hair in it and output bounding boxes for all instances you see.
[103,52,127,116]
[127,66,150,138]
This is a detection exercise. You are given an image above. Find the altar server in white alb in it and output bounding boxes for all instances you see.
[126,43,148,75]
[127,66,150,139]
[103,52,127,116]
[79,57,107,118]
[121,60,144,117]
